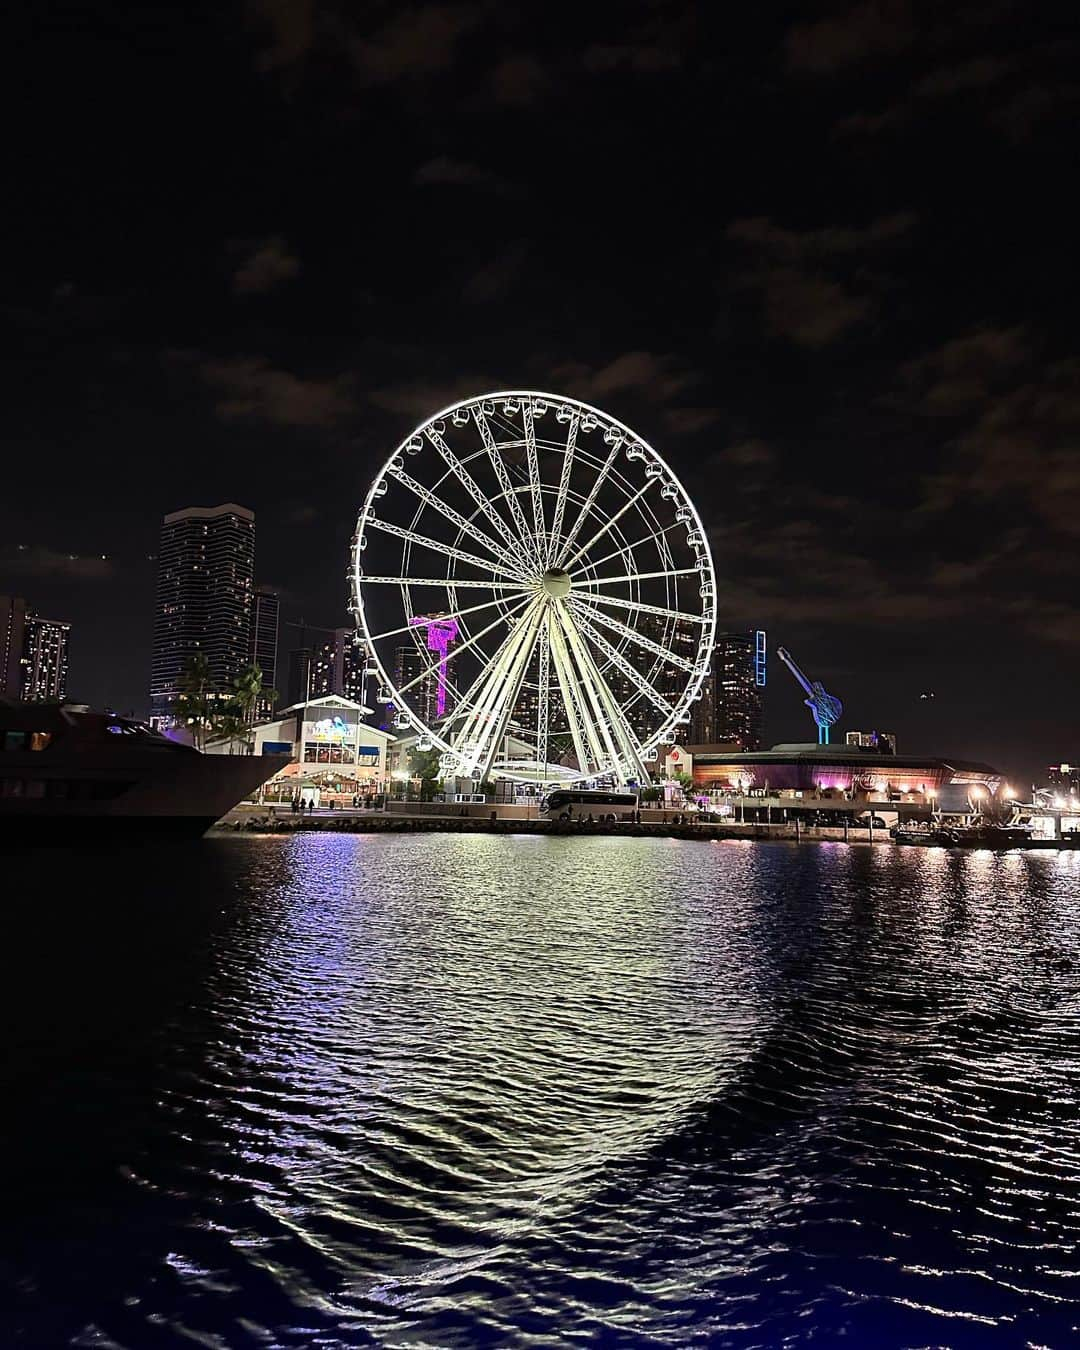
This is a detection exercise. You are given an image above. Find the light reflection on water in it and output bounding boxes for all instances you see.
[3,835,1080,1347]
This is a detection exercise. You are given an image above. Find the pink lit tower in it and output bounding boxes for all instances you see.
[408,614,459,721]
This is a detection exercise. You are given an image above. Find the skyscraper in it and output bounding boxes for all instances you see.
[249,587,280,719]
[692,630,766,749]
[1,595,27,700]
[21,614,71,702]
[286,627,366,707]
[149,503,255,724]
[1,596,71,704]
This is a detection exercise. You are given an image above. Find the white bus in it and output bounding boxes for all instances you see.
[540,789,639,822]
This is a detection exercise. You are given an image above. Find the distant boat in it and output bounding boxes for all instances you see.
[0,701,285,841]
[891,822,1030,849]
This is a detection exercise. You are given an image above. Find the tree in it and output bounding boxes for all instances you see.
[173,652,214,750]
[230,663,273,753]
[673,771,694,800]
[409,748,442,798]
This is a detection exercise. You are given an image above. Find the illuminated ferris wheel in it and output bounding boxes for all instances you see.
[349,391,716,785]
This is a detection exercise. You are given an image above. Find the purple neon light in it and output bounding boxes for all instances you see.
[409,615,459,719]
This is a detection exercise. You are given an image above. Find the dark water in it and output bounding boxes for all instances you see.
[3,836,1080,1348]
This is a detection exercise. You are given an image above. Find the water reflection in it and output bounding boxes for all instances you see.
[2,837,1079,1346]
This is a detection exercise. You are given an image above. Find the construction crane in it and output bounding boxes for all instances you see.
[776,646,843,745]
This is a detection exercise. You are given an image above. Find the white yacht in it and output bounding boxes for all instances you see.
[0,701,285,840]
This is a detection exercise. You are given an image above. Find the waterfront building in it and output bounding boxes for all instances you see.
[1,596,71,703]
[682,741,997,798]
[249,588,280,720]
[1,595,28,700]
[692,630,766,750]
[149,503,256,725]
[206,694,395,804]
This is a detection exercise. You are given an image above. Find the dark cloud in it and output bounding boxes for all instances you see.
[346,3,481,83]
[549,352,699,406]
[367,376,500,421]
[727,213,915,347]
[2,546,115,581]
[232,236,301,295]
[461,240,531,303]
[412,156,517,195]
[201,357,356,428]
[785,0,914,74]
[582,43,681,74]
[490,55,550,106]
[247,0,481,83]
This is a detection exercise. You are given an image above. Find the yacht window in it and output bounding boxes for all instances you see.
[30,731,52,751]
[3,731,27,752]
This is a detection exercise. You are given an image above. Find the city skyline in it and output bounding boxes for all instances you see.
[5,3,1078,783]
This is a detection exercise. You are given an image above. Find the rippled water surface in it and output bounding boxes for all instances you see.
[3,835,1080,1347]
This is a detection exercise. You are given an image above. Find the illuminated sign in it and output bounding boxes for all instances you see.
[308,715,351,742]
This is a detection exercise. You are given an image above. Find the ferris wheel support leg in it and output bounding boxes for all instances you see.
[452,601,543,779]
[535,622,550,781]
[555,604,649,786]
[552,604,627,781]
[547,612,595,778]
[474,605,546,785]
[451,604,537,770]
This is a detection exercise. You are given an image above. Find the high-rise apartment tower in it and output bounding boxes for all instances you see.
[149,503,255,724]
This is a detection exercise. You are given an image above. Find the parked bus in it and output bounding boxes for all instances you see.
[540,788,639,822]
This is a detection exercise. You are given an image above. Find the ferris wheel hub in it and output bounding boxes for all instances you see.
[541,568,572,599]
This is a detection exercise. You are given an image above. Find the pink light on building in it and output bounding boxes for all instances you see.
[409,615,459,719]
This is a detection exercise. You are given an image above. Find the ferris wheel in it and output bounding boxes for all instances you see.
[349,391,716,785]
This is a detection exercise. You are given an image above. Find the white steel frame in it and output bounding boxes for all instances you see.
[349,391,716,786]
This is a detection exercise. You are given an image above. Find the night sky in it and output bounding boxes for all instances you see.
[7,1,1078,783]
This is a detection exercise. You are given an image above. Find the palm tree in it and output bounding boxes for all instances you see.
[174,651,214,750]
[231,663,274,754]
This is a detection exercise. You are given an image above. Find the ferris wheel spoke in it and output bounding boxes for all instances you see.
[586,521,682,574]
[426,424,524,556]
[554,440,622,566]
[392,594,532,703]
[568,597,697,674]
[574,567,701,587]
[470,405,543,569]
[363,592,530,645]
[388,466,530,576]
[359,574,527,590]
[563,477,658,571]
[570,611,677,718]
[546,412,578,566]
[365,516,525,583]
[522,398,546,549]
[571,590,709,625]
